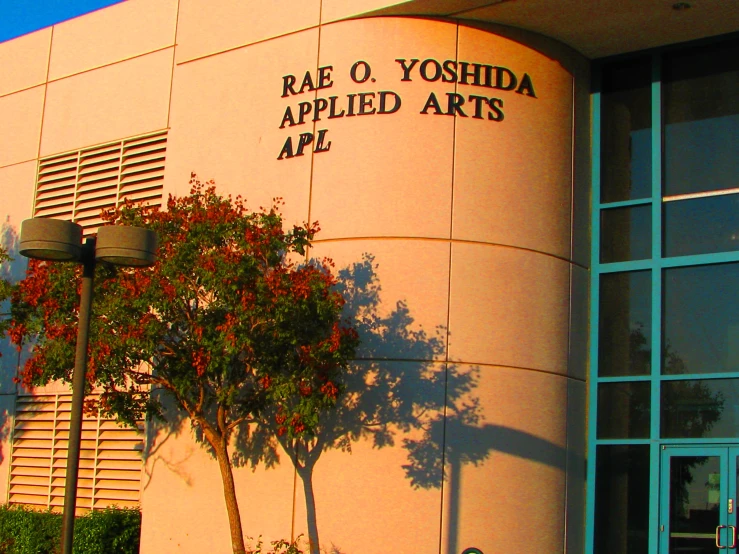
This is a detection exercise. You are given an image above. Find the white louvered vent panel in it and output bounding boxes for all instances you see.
[35,154,77,219]
[33,131,166,234]
[119,131,166,208]
[9,393,144,512]
[37,154,78,188]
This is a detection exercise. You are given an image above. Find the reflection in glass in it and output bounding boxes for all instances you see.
[600,57,652,203]
[601,205,651,263]
[663,39,739,196]
[594,445,650,554]
[668,456,720,554]
[661,379,737,438]
[663,263,739,375]
[598,382,651,438]
[664,194,739,257]
[599,271,651,376]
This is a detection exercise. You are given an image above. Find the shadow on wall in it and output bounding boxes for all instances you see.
[0,218,26,466]
[405,414,572,554]
[257,254,456,554]
[144,252,574,554]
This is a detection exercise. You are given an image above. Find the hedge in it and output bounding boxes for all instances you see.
[0,505,140,554]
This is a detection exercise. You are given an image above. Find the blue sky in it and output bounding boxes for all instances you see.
[0,0,124,43]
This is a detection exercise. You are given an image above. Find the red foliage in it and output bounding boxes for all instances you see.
[319,381,338,401]
[192,349,210,377]
[7,177,359,554]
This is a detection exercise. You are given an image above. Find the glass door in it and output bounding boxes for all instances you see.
[660,446,739,552]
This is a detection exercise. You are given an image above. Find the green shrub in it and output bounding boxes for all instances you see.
[0,505,140,554]
[70,508,140,554]
[0,505,61,554]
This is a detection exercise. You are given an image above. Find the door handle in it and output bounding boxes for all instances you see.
[729,526,737,549]
[718,525,728,549]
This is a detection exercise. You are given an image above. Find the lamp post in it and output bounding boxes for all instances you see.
[18,218,157,554]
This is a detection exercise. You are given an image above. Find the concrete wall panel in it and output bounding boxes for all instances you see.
[0,88,45,167]
[453,26,573,259]
[448,243,570,374]
[310,239,451,361]
[0,161,36,232]
[0,28,50,96]
[292,360,446,554]
[440,364,568,554]
[175,0,320,63]
[165,29,320,227]
[310,18,457,240]
[40,49,172,156]
[48,0,178,80]
[140,420,296,552]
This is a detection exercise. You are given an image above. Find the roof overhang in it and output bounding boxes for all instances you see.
[359,0,739,58]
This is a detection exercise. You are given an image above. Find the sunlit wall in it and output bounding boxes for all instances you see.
[0,2,590,552]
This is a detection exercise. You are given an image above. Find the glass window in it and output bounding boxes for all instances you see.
[667,455,721,551]
[664,193,739,257]
[663,263,739,375]
[600,57,652,203]
[598,382,651,438]
[661,378,739,438]
[600,205,652,263]
[594,445,650,554]
[663,39,739,196]
[593,36,739,554]
[599,271,651,376]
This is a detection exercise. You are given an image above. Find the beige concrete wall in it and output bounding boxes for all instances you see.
[1,3,589,553]
[0,23,48,507]
[157,12,589,554]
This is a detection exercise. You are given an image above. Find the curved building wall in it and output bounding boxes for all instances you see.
[152,15,590,554]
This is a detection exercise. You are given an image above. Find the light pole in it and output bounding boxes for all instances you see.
[18,218,157,554]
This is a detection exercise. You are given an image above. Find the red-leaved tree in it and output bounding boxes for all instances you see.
[9,178,358,554]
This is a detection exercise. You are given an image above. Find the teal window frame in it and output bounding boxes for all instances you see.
[586,34,739,554]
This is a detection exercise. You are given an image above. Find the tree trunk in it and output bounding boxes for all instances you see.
[207,428,246,554]
[298,465,320,554]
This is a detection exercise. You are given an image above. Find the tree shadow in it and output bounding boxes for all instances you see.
[141,387,280,492]
[243,253,455,552]
[257,253,580,554]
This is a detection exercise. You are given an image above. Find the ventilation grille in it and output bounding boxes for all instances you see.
[9,393,144,513]
[35,131,167,234]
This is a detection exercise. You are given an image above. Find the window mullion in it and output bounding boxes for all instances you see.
[647,50,663,554]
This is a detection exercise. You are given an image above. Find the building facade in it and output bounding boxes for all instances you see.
[0,1,737,553]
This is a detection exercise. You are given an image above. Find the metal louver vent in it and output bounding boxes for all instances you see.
[34,130,167,234]
[9,394,144,512]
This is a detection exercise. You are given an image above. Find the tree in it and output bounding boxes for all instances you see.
[9,177,359,554]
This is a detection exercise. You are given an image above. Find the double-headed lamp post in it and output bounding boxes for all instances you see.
[19,218,157,554]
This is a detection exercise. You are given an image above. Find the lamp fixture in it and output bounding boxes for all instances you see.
[20,218,157,267]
